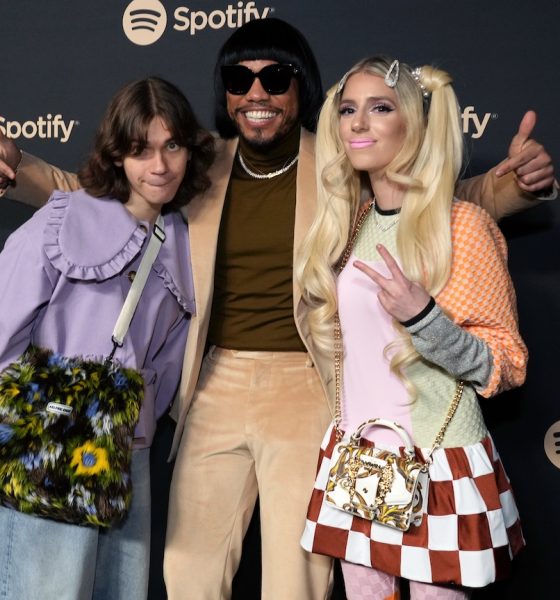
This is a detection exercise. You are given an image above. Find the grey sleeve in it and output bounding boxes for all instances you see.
[404,303,492,390]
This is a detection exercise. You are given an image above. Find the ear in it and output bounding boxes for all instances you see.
[114,159,123,167]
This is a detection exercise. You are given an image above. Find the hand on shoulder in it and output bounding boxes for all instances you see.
[0,131,22,196]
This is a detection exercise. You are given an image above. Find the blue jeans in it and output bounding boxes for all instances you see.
[0,448,151,600]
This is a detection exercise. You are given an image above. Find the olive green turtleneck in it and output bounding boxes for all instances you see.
[208,125,306,351]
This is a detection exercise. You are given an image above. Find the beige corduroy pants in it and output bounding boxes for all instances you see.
[165,346,333,600]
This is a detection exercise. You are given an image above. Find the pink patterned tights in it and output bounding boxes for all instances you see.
[341,561,472,600]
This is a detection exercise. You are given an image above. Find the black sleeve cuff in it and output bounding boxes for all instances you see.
[400,297,436,328]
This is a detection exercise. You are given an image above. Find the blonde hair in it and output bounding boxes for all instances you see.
[297,55,464,382]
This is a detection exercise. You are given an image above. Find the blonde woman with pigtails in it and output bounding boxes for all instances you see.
[299,56,528,599]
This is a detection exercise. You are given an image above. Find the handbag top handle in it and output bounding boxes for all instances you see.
[350,418,416,456]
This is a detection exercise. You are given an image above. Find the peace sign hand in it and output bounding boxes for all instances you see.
[353,244,432,323]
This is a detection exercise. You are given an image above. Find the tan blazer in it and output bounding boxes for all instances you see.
[12,138,539,456]
[168,129,332,455]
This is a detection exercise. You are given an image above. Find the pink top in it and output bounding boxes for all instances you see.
[337,253,412,447]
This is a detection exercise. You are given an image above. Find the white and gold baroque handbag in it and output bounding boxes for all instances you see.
[326,418,429,531]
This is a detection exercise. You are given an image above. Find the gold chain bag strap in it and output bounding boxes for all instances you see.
[326,200,464,531]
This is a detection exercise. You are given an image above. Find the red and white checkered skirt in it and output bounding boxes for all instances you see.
[300,423,524,587]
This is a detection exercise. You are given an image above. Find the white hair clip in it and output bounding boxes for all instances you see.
[411,67,430,98]
[384,60,400,88]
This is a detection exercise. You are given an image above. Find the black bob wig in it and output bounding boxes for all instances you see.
[214,18,324,138]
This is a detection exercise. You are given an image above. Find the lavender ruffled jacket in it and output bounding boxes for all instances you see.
[0,189,194,448]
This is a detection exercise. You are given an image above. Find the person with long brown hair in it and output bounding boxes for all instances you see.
[0,77,213,600]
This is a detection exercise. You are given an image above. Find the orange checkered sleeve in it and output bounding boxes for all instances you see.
[436,201,528,397]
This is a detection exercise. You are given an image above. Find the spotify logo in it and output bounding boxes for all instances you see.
[123,1,272,45]
[544,420,560,469]
[123,0,167,46]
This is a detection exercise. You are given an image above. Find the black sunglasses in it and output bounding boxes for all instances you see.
[221,63,300,95]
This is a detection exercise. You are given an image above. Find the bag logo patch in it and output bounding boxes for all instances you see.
[46,402,73,416]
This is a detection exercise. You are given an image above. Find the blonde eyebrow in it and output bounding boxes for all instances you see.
[340,95,395,104]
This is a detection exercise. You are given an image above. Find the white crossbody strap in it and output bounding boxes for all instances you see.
[109,215,166,357]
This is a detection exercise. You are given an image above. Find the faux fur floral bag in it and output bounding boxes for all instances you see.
[0,217,166,527]
[0,346,143,527]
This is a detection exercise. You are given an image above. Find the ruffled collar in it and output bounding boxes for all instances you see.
[43,189,194,313]
[153,211,195,314]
